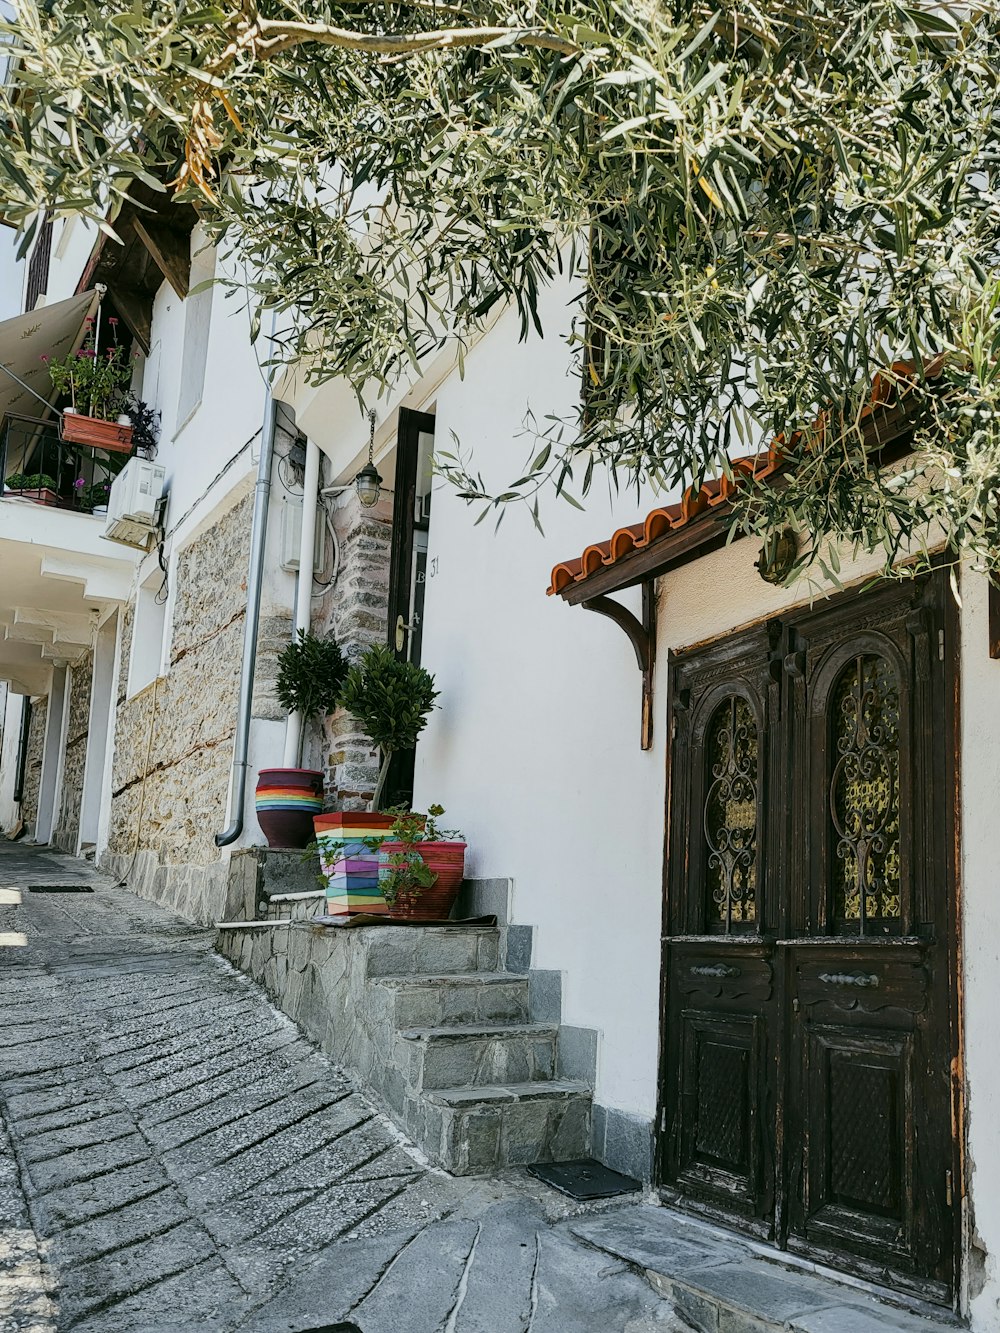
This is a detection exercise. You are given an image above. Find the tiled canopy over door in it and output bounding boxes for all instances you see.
[660,568,958,1306]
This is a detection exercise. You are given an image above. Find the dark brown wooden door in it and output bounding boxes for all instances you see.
[658,569,958,1303]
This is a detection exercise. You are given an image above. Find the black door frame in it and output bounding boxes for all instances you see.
[384,406,435,807]
[654,565,963,1307]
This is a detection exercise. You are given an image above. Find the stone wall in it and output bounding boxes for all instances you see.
[52,651,93,854]
[310,487,392,809]
[20,696,46,837]
[103,492,253,922]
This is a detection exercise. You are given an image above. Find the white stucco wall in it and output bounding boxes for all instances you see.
[0,683,21,831]
[413,279,664,1117]
[958,566,1000,1329]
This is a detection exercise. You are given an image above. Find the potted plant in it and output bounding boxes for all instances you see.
[3,472,58,505]
[255,629,347,848]
[74,477,113,514]
[43,316,136,452]
[314,643,439,916]
[375,805,467,921]
[122,395,161,458]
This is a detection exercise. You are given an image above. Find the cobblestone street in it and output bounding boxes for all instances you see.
[0,844,683,1333]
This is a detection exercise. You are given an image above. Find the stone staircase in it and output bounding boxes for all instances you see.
[216,917,592,1175]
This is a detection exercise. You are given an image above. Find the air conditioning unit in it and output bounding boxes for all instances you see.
[103,458,167,550]
[279,495,327,573]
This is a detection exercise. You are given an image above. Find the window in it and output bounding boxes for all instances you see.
[127,572,168,697]
[703,694,759,931]
[175,237,215,430]
[829,654,901,932]
[24,217,53,312]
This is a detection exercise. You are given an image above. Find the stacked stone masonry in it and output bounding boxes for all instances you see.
[52,649,93,853]
[20,695,46,836]
[103,493,256,921]
[312,487,393,809]
[217,922,592,1175]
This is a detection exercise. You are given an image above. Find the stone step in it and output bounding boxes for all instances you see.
[422,1080,591,1175]
[397,1022,558,1092]
[568,1207,961,1333]
[263,891,325,923]
[375,972,530,1028]
[363,926,501,980]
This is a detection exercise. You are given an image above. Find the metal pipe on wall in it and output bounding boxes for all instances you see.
[281,437,321,768]
[214,358,279,849]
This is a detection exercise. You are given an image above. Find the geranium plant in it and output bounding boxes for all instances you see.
[44,318,135,420]
[369,805,463,910]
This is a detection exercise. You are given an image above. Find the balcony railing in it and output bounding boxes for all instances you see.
[0,412,127,513]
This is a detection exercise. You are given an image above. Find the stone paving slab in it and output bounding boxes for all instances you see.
[570,1207,962,1333]
[0,842,963,1333]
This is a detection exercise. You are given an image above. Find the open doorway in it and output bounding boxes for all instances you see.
[385,406,435,808]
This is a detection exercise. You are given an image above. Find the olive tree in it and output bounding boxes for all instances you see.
[3,1,999,576]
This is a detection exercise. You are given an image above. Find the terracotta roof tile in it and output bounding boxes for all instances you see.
[547,359,944,598]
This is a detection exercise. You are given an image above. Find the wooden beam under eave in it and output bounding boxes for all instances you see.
[109,285,151,356]
[132,218,190,299]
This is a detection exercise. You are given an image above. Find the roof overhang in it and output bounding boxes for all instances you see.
[549,380,928,606]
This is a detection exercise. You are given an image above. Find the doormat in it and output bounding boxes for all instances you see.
[27,885,94,893]
[526,1158,641,1200]
[312,913,497,930]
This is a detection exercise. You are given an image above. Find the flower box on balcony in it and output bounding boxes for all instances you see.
[61,412,133,453]
[3,486,59,506]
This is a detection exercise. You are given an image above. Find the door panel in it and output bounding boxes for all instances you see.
[659,569,957,1302]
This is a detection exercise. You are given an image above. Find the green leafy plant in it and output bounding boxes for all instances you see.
[5,473,55,491]
[369,805,464,908]
[275,630,348,763]
[43,319,135,420]
[341,645,439,810]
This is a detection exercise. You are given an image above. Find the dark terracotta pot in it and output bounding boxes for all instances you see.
[4,487,59,507]
[380,840,467,921]
[255,767,324,848]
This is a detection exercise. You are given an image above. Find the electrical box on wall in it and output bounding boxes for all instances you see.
[103,458,167,550]
[280,496,327,573]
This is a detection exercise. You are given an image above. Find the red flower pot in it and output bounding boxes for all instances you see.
[61,413,133,453]
[254,767,324,848]
[380,840,467,921]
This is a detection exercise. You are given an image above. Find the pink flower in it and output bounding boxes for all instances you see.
[39,354,49,363]
[108,317,118,325]
[73,477,85,490]
[84,316,94,324]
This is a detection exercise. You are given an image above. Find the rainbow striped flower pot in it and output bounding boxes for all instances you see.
[254,768,324,849]
[314,811,395,916]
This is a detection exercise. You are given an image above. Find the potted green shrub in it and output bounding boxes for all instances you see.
[254,629,348,848]
[314,643,440,917]
[340,643,439,811]
[3,473,58,505]
[375,805,467,921]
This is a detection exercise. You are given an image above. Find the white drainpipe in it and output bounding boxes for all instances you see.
[281,437,321,768]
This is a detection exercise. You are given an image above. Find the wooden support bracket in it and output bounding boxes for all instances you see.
[582,582,656,749]
[132,218,191,300]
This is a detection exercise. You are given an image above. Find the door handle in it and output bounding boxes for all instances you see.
[395,615,414,652]
[690,963,741,979]
[817,972,879,989]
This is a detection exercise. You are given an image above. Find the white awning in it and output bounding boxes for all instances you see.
[0,290,100,423]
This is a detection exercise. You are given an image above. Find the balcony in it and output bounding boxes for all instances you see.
[0,412,140,697]
[0,412,125,513]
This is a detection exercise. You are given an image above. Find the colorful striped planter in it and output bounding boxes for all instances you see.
[315,812,395,916]
[255,768,324,849]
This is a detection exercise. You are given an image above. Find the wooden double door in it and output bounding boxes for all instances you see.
[658,569,959,1303]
